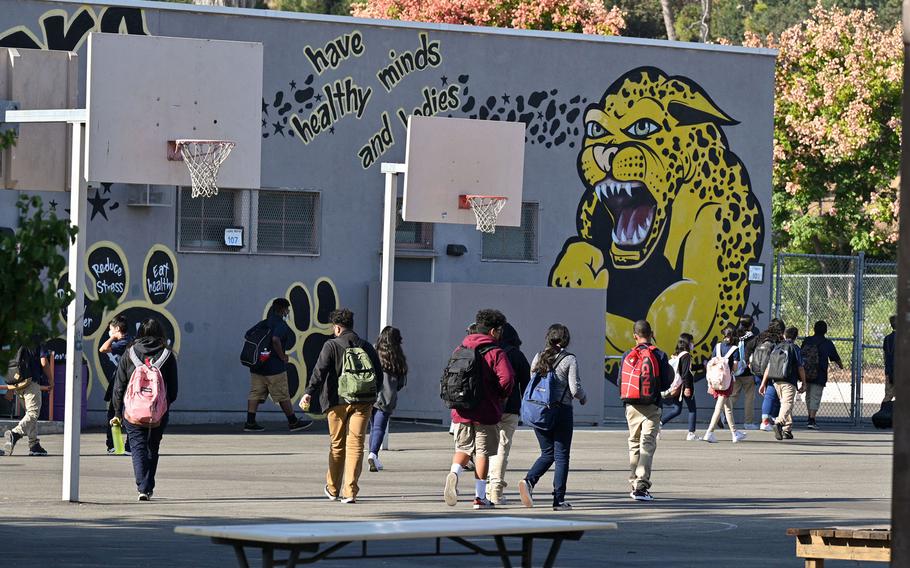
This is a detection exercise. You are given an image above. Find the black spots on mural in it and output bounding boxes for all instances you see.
[263,75,319,140]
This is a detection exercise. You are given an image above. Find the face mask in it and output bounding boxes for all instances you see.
[282,313,290,321]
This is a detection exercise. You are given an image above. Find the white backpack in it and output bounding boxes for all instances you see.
[667,351,687,394]
[705,344,736,392]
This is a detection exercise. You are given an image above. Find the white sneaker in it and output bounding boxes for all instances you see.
[744,423,759,430]
[760,422,773,432]
[368,452,383,472]
[444,472,458,506]
[732,430,747,443]
[703,431,718,443]
[686,432,701,441]
[518,479,534,508]
[340,496,356,504]
[656,431,661,441]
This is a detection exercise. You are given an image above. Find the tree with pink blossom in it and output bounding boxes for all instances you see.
[744,5,901,257]
[350,0,626,36]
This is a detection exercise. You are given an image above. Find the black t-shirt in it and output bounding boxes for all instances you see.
[255,315,294,376]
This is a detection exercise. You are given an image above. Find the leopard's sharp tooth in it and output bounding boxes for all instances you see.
[624,183,632,196]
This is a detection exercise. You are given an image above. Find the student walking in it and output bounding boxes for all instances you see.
[302,308,383,504]
[367,326,408,472]
[3,339,52,457]
[702,326,747,444]
[517,324,586,511]
[101,315,132,454]
[619,320,673,501]
[244,298,311,432]
[755,319,786,431]
[442,309,515,510]
[730,315,760,429]
[111,318,178,500]
[487,322,531,505]
[800,320,844,429]
[759,326,806,441]
[883,315,896,404]
[660,335,698,440]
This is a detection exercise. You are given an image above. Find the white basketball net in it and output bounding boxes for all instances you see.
[466,196,508,234]
[177,140,236,198]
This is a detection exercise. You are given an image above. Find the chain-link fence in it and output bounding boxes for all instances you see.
[773,253,896,425]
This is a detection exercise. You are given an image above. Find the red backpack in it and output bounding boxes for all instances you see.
[620,344,661,404]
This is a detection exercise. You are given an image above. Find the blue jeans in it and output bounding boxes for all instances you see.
[524,404,573,506]
[369,407,392,455]
[124,414,168,495]
[661,394,697,432]
[762,384,780,418]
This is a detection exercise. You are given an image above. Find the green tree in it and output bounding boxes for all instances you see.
[0,131,78,371]
[745,6,901,257]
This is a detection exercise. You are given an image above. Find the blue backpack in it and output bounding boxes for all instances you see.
[521,352,570,431]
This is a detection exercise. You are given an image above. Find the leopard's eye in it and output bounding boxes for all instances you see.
[585,121,607,138]
[624,118,660,138]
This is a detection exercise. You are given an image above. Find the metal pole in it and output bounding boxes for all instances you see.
[378,162,406,452]
[62,121,86,502]
[851,253,865,425]
[805,275,811,336]
[774,253,783,319]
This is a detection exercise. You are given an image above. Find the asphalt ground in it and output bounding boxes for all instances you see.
[0,421,893,567]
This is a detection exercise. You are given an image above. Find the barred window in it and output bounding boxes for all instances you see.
[396,197,433,250]
[257,191,320,255]
[481,202,538,262]
[177,188,248,253]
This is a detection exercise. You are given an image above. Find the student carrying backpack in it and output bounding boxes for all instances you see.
[701,327,746,444]
[301,308,383,504]
[660,335,698,441]
[111,318,178,501]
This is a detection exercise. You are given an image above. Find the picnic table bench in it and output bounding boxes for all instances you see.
[787,527,891,567]
[175,516,617,568]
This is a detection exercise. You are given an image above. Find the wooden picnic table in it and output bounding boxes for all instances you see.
[787,527,891,567]
[176,516,617,568]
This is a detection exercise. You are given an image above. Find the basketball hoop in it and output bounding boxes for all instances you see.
[459,194,508,234]
[167,139,235,198]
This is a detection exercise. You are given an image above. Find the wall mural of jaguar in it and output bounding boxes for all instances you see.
[549,66,764,376]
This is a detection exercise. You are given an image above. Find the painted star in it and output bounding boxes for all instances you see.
[272,121,285,136]
[87,188,111,221]
[751,302,764,320]
[502,94,510,104]
[261,99,269,115]
[537,111,544,120]
[290,80,297,90]
[101,182,112,195]
[440,76,448,85]
[329,126,335,135]
[48,200,58,211]
[314,93,323,102]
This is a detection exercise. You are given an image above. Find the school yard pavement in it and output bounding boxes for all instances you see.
[0,421,892,567]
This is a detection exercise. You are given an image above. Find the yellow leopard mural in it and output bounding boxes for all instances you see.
[549,67,764,375]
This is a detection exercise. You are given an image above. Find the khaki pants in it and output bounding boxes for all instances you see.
[487,413,520,500]
[774,382,797,433]
[12,381,42,446]
[325,402,372,499]
[730,376,756,424]
[706,395,736,434]
[625,404,660,491]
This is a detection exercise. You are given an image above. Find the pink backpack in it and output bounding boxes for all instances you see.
[705,344,736,392]
[123,347,170,427]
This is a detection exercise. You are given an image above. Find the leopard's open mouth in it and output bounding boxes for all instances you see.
[594,177,657,248]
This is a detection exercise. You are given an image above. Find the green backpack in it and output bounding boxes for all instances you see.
[337,346,378,402]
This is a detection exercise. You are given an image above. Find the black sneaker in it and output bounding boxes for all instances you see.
[3,430,21,455]
[783,430,794,440]
[243,422,265,432]
[773,423,784,441]
[28,443,48,456]
[289,417,313,432]
[631,489,654,502]
[807,419,818,430]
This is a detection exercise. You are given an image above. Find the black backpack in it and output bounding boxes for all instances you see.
[802,342,820,382]
[6,345,37,386]
[440,344,496,410]
[240,320,273,368]
[750,340,775,377]
[765,343,791,381]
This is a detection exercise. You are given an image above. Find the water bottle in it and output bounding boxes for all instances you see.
[111,421,125,455]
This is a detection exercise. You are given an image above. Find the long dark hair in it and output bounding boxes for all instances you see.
[137,318,165,341]
[674,338,690,356]
[533,324,570,374]
[721,325,738,344]
[756,318,785,344]
[375,326,407,376]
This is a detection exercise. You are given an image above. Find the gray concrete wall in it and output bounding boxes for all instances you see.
[0,0,776,424]
[368,282,607,424]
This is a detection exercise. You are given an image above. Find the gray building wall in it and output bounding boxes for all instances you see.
[0,0,776,424]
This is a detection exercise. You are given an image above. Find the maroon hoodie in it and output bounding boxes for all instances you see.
[451,333,516,425]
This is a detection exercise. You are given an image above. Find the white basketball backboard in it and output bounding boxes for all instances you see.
[85,33,262,188]
[402,116,524,227]
[0,47,77,192]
